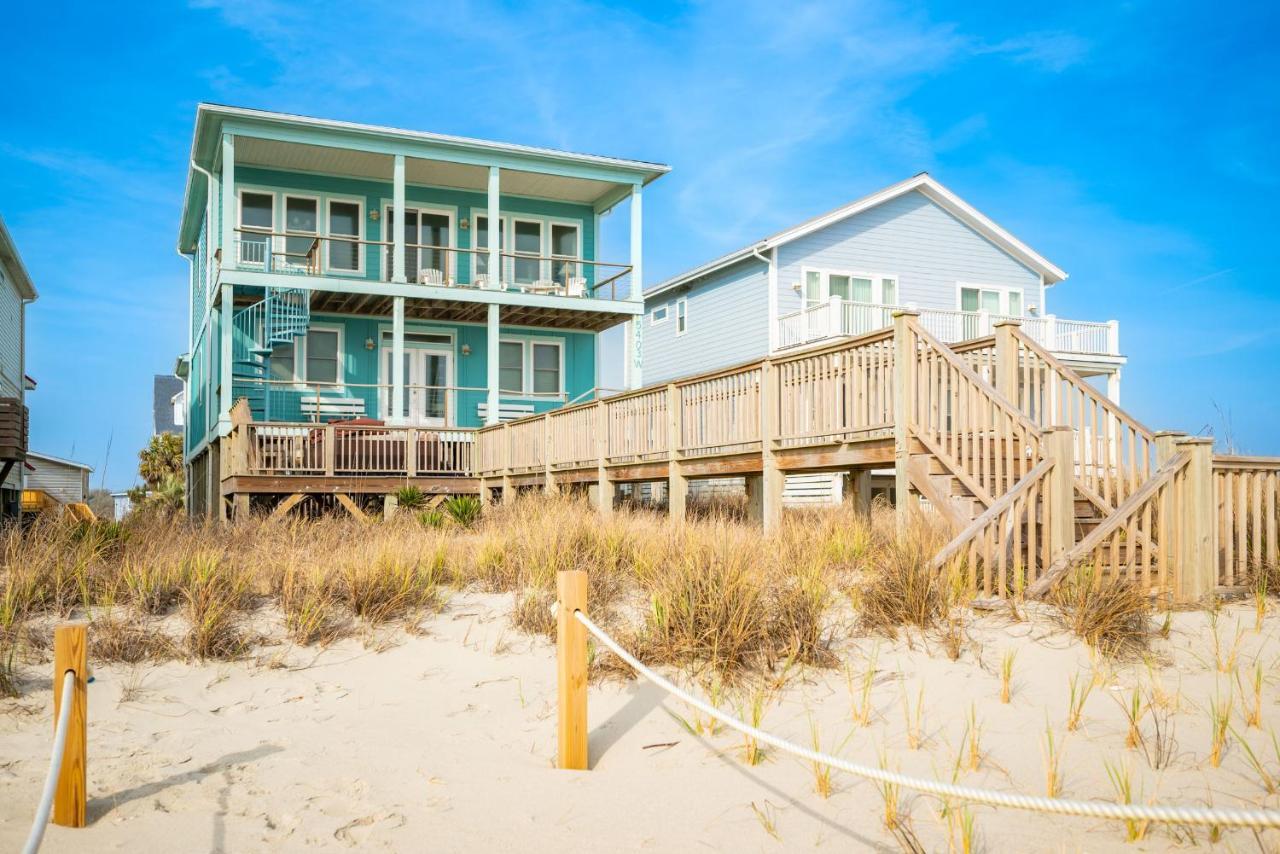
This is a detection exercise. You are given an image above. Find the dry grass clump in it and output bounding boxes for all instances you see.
[183,552,250,659]
[1050,566,1151,657]
[90,614,174,662]
[856,511,953,634]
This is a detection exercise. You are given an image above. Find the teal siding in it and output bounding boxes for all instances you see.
[235,313,595,429]
[234,167,597,286]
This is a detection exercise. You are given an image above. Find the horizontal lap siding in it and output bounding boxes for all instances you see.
[642,258,768,385]
[0,262,23,493]
[777,190,1042,317]
[25,462,87,504]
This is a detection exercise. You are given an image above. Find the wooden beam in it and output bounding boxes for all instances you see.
[335,493,370,522]
[269,492,306,519]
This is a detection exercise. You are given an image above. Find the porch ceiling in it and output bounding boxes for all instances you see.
[234,137,622,205]
[238,291,631,332]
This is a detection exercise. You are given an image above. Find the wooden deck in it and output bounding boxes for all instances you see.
[214,311,1280,604]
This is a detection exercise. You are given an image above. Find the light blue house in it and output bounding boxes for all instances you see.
[641,173,1125,504]
[176,105,665,516]
[643,172,1123,394]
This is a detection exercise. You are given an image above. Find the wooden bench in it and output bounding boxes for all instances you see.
[476,402,537,423]
[300,396,367,420]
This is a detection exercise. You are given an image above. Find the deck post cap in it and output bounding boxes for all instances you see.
[890,309,920,318]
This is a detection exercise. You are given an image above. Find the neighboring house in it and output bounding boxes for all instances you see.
[643,172,1123,395]
[0,216,38,524]
[153,374,185,435]
[178,105,665,517]
[641,173,1125,504]
[111,491,136,521]
[24,451,92,505]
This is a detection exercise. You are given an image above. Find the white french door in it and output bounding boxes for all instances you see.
[380,347,453,426]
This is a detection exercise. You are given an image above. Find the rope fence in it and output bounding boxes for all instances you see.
[20,622,89,854]
[553,572,1280,831]
[22,670,77,854]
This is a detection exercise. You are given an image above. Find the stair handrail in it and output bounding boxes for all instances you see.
[1009,326,1153,441]
[931,457,1054,570]
[1025,450,1190,598]
[906,316,1045,450]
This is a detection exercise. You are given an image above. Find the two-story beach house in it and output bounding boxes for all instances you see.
[640,174,1125,504]
[0,216,37,525]
[177,105,665,518]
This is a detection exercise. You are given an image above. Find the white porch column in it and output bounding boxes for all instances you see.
[392,154,407,284]
[1107,319,1121,355]
[220,134,235,267]
[391,296,406,424]
[628,183,644,389]
[486,304,501,425]
[218,283,233,427]
[487,166,500,290]
[1107,368,1122,405]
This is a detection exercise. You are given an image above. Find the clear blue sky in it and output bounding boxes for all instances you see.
[1,1,1276,489]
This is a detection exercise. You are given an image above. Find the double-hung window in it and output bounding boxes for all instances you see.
[268,329,341,386]
[549,223,580,287]
[512,220,543,285]
[327,200,362,273]
[676,298,688,335]
[238,191,274,266]
[474,215,505,283]
[498,339,562,396]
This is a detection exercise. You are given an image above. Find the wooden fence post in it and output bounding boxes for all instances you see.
[891,311,920,518]
[992,320,1022,403]
[757,359,783,532]
[501,423,516,504]
[556,570,589,771]
[666,384,687,522]
[53,622,88,828]
[1043,426,1076,566]
[1175,436,1216,603]
[543,413,556,495]
[595,401,615,517]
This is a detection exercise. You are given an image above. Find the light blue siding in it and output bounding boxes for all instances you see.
[776,189,1042,316]
[642,258,769,385]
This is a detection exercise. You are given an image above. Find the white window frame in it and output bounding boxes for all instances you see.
[510,216,546,284]
[497,336,565,398]
[955,282,1025,317]
[547,218,584,283]
[472,210,587,288]
[281,193,320,271]
[324,196,365,276]
[675,298,688,336]
[268,324,345,389]
[381,202,457,283]
[237,189,275,267]
[800,266,899,307]
[651,303,669,325]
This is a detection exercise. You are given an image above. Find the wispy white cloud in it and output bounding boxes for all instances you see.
[975,31,1092,73]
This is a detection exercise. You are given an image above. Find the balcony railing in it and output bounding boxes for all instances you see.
[776,299,1120,356]
[229,230,634,300]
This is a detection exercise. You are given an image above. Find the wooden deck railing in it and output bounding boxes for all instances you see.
[240,421,475,477]
[1214,456,1280,587]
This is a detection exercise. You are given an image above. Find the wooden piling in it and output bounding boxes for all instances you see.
[556,570,589,770]
[53,622,88,827]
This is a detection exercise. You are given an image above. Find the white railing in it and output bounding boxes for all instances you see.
[777,299,1120,356]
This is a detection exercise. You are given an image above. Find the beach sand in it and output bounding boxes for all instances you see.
[2,594,1277,852]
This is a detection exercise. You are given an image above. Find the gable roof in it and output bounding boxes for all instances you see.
[26,451,93,472]
[645,173,1067,300]
[0,215,38,300]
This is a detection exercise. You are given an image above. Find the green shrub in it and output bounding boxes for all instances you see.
[443,496,482,527]
[395,486,427,510]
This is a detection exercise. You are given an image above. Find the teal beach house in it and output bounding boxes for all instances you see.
[177,105,665,517]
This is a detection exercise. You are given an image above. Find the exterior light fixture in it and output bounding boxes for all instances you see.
[369,210,380,221]
[364,337,375,351]
[459,218,470,230]
[461,344,472,356]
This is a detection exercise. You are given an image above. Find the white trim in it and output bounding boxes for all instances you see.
[650,302,669,325]
[497,334,565,398]
[380,201,457,283]
[645,173,1067,300]
[324,196,365,276]
[376,326,456,426]
[801,266,898,307]
[955,281,1024,316]
[675,297,688,336]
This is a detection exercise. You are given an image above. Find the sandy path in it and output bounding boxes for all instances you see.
[1,594,1277,852]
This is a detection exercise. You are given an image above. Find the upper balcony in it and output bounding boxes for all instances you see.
[180,104,668,332]
[777,299,1121,361]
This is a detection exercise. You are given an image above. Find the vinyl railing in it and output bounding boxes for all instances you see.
[777,299,1120,356]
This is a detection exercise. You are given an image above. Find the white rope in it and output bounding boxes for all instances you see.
[573,609,1280,829]
[22,670,78,854]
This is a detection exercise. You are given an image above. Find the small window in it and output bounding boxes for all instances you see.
[305,329,340,384]
[676,299,688,335]
[532,343,560,394]
[850,277,873,303]
[240,192,274,231]
[881,278,898,305]
[475,215,505,279]
[499,341,524,393]
[651,304,668,324]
